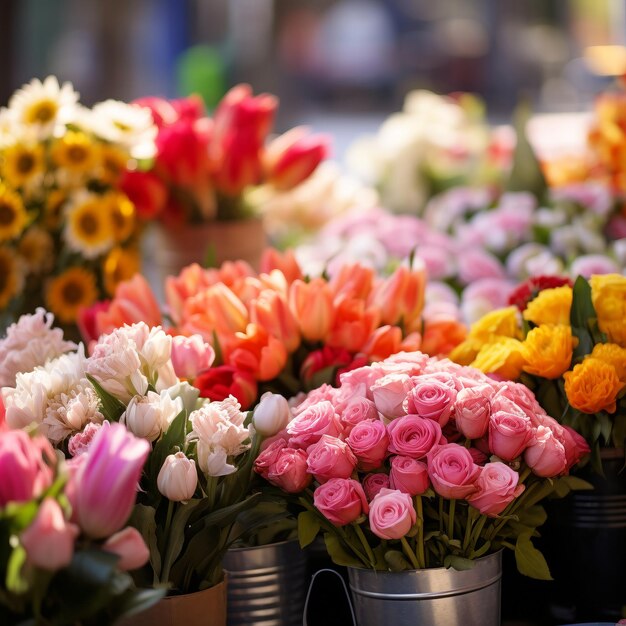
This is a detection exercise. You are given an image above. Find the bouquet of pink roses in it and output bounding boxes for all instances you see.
[254,351,590,578]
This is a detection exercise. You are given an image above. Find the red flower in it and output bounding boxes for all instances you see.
[120,170,167,220]
[194,365,257,410]
[508,275,573,311]
[300,346,368,388]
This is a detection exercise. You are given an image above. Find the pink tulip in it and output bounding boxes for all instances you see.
[171,334,215,380]
[71,423,150,538]
[20,498,78,570]
[103,526,150,571]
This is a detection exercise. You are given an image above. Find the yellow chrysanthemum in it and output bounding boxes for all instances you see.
[99,144,131,185]
[471,337,525,380]
[589,343,626,381]
[106,192,136,242]
[46,267,98,324]
[589,274,626,347]
[64,193,113,258]
[521,325,576,379]
[564,358,625,414]
[18,227,54,274]
[0,185,27,241]
[0,246,23,309]
[468,306,520,341]
[51,131,98,174]
[103,246,140,296]
[44,189,67,230]
[1,143,44,188]
[523,286,573,327]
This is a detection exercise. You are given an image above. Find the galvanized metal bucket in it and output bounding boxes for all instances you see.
[223,539,307,626]
[348,551,502,626]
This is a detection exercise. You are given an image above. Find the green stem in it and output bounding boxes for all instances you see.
[438,496,444,534]
[353,523,376,567]
[416,496,426,569]
[463,507,476,554]
[160,499,176,583]
[448,499,456,541]
[468,514,488,555]
[400,536,420,570]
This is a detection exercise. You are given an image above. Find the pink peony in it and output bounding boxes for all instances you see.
[314,478,369,526]
[287,400,342,448]
[306,435,357,483]
[368,488,416,540]
[390,456,429,496]
[467,462,524,516]
[427,443,480,499]
[387,414,443,459]
[345,419,389,471]
[363,473,390,501]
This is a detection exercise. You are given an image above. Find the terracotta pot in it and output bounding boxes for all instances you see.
[118,580,227,626]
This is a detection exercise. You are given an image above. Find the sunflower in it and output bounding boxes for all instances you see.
[0,185,28,241]
[1,142,45,189]
[64,193,113,258]
[0,246,23,309]
[51,131,99,175]
[18,227,54,274]
[106,192,136,242]
[103,246,140,295]
[99,144,131,185]
[8,76,78,139]
[46,267,98,324]
[44,189,67,230]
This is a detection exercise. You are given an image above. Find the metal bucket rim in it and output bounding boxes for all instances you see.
[226,538,301,554]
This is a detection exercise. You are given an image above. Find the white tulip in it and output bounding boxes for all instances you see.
[157,452,198,501]
[253,392,291,437]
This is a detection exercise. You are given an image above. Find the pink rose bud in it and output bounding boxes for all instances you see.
[363,473,390,501]
[524,426,567,478]
[467,462,524,517]
[286,400,342,449]
[371,373,413,418]
[253,392,291,438]
[71,423,150,539]
[20,498,79,571]
[314,478,369,526]
[267,447,311,493]
[387,414,443,459]
[560,425,590,470]
[254,439,287,479]
[345,419,389,471]
[102,526,150,571]
[427,443,480,499]
[171,334,215,380]
[390,456,430,496]
[157,452,198,502]
[0,431,54,506]
[368,488,417,540]
[306,435,357,483]
[489,411,535,461]
[454,384,494,440]
[403,377,456,427]
[340,397,379,434]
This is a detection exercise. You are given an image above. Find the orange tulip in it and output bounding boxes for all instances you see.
[260,248,302,285]
[421,318,467,357]
[362,325,403,362]
[330,263,374,301]
[226,323,287,381]
[326,297,380,353]
[250,289,301,353]
[202,283,249,335]
[165,263,215,324]
[289,278,334,342]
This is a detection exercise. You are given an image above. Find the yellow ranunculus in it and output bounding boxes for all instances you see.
[523,286,572,327]
[521,325,575,379]
[449,339,481,366]
[563,358,625,414]
[471,337,525,380]
[589,274,626,347]
[468,306,520,341]
[590,343,626,381]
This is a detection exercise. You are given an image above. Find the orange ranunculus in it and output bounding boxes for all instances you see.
[522,286,573,327]
[326,297,380,354]
[521,325,575,379]
[368,264,425,329]
[260,248,302,285]
[361,325,403,362]
[249,289,301,353]
[226,323,287,381]
[421,318,468,357]
[589,274,626,347]
[329,263,375,301]
[590,343,626,381]
[289,278,334,342]
[564,358,625,414]
[471,338,525,380]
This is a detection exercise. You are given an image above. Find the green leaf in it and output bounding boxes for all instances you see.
[444,555,476,571]
[612,414,626,449]
[324,533,364,568]
[87,374,127,421]
[384,550,410,571]
[557,475,594,491]
[192,492,263,531]
[517,505,547,528]
[161,500,202,583]
[129,504,162,582]
[298,511,321,549]
[570,276,598,361]
[109,587,166,624]
[514,535,553,580]
[305,365,339,392]
[148,409,188,486]
[597,412,613,445]
[6,545,28,594]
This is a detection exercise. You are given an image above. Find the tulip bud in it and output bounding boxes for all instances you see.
[122,395,163,442]
[166,381,200,414]
[171,334,215,380]
[157,452,198,502]
[20,498,79,570]
[253,392,291,437]
[103,526,150,571]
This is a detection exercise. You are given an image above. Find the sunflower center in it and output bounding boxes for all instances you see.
[78,212,99,235]
[0,201,16,226]
[111,208,125,231]
[0,257,8,291]
[62,281,84,304]
[17,153,35,174]
[26,100,58,124]
[67,145,88,163]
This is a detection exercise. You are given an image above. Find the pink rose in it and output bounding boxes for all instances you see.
[254,439,287,479]
[489,411,535,461]
[390,456,429,496]
[371,373,413,418]
[339,365,386,399]
[267,447,311,493]
[287,400,342,448]
[306,435,357,483]
[292,384,338,416]
[102,526,150,571]
[455,384,494,440]
[492,383,547,427]
[363,473,390,501]
[560,425,590,470]
[403,377,456,427]
[387,414,442,459]
[467,462,524,516]
[524,426,567,477]
[314,478,369,526]
[368,488,416,540]
[345,420,389,470]
[427,443,480,499]
[340,397,380,433]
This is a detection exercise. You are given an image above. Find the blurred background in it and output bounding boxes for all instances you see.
[1,0,625,156]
